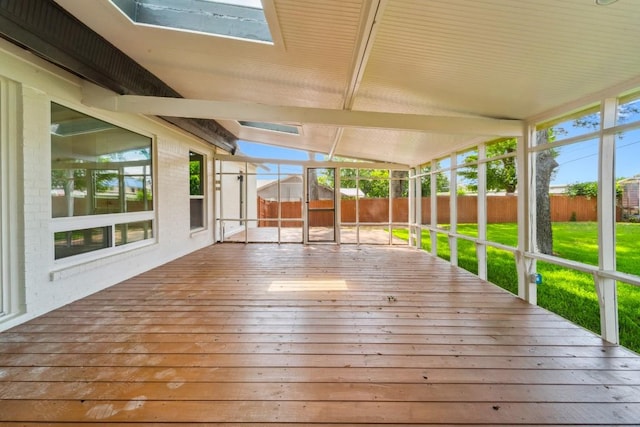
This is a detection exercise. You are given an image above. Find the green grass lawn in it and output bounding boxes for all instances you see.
[393,223,640,354]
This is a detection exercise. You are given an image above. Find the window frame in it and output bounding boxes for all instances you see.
[189,150,207,231]
[50,101,156,266]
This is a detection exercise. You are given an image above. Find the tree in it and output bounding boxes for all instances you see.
[458,138,517,194]
[565,180,623,200]
[535,130,559,255]
[420,167,450,196]
[458,135,558,255]
[189,156,203,195]
[320,166,390,198]
[565,181,598,199]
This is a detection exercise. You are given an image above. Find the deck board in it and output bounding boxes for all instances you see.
[1,243,639,425]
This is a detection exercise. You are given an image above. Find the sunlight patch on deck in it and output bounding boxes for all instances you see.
[268,280,348,292]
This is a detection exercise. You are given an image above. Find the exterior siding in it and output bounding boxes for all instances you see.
[0,40,223,330]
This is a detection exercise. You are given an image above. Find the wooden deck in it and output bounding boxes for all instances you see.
[1,243,639,425]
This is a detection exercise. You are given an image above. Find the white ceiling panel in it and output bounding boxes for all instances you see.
[357,0,640,119]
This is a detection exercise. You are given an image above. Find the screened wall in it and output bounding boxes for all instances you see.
[408,89,640,350]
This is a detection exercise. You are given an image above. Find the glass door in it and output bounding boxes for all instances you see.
[306,167,336,243]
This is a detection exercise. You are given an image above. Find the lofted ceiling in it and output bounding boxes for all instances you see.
[54,0,640,166]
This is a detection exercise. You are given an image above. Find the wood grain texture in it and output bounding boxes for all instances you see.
[1,243,639,425]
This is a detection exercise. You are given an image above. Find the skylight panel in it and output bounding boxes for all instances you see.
[111,0,272,43]
[239,121,300,135]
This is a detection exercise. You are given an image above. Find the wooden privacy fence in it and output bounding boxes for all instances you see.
[258,195,604,227]
[422,195,602,223]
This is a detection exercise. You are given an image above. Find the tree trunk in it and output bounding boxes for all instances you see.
[502,156,517,194]
[308,168,319,200]
[390,170,408,199]
[535,132,558,255]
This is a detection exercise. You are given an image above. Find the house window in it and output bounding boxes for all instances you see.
[51,103,154,260]
[190,151,205,229]
[54,226,112,260]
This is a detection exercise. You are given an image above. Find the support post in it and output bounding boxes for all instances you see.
[476,144,487,280]
[518,129,537,303]
[415,168,422,248]
[430,160,438,256]
[449,154,457,266]
[597,97,619,343]
[408,168,416,247]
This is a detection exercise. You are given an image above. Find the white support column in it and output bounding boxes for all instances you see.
[243,162,249,244]
[388,171,393,245]
[430,160,438,256]
[415,168,422,249]
[277,164,282,244]
[219,160,225,242]
[303,168,309,245]
[355,169,360,245]
[335,168,341,245]
[518,129,537,303]
[476,144,487,280]
[449,154,458,266]
[211,157,217,243]
[408,168,416,247]
[597,97,619,344]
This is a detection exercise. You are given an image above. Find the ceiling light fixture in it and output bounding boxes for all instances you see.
[595,0,619,5]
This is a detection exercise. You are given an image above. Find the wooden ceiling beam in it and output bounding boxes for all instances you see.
[83,83,523,137]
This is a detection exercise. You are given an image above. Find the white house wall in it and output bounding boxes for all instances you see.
[0,40,224,331]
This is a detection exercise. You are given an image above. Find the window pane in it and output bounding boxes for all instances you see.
[457,167,477,236]
[457,148,477,166]
[390,170,408,224]
[190,198,204,229]
[358,179,389,223]
[125,174,153,212]
[54,226,112,259]
[189,152,204,196]
[437,157,451,171]
[616,127,640,276]
[51,103,152,218]
[534,135,599,265]
[115,220,153,246]
[433,166,451,228]
[536,108,600,144]
[486,138,517,159]
[420,174,431,226]
[486,154,518,246]
[617,93,640,126]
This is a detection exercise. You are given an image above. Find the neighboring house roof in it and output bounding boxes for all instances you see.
[339,188,365,198]
[618,176,640,184]
[257,175,302,191]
